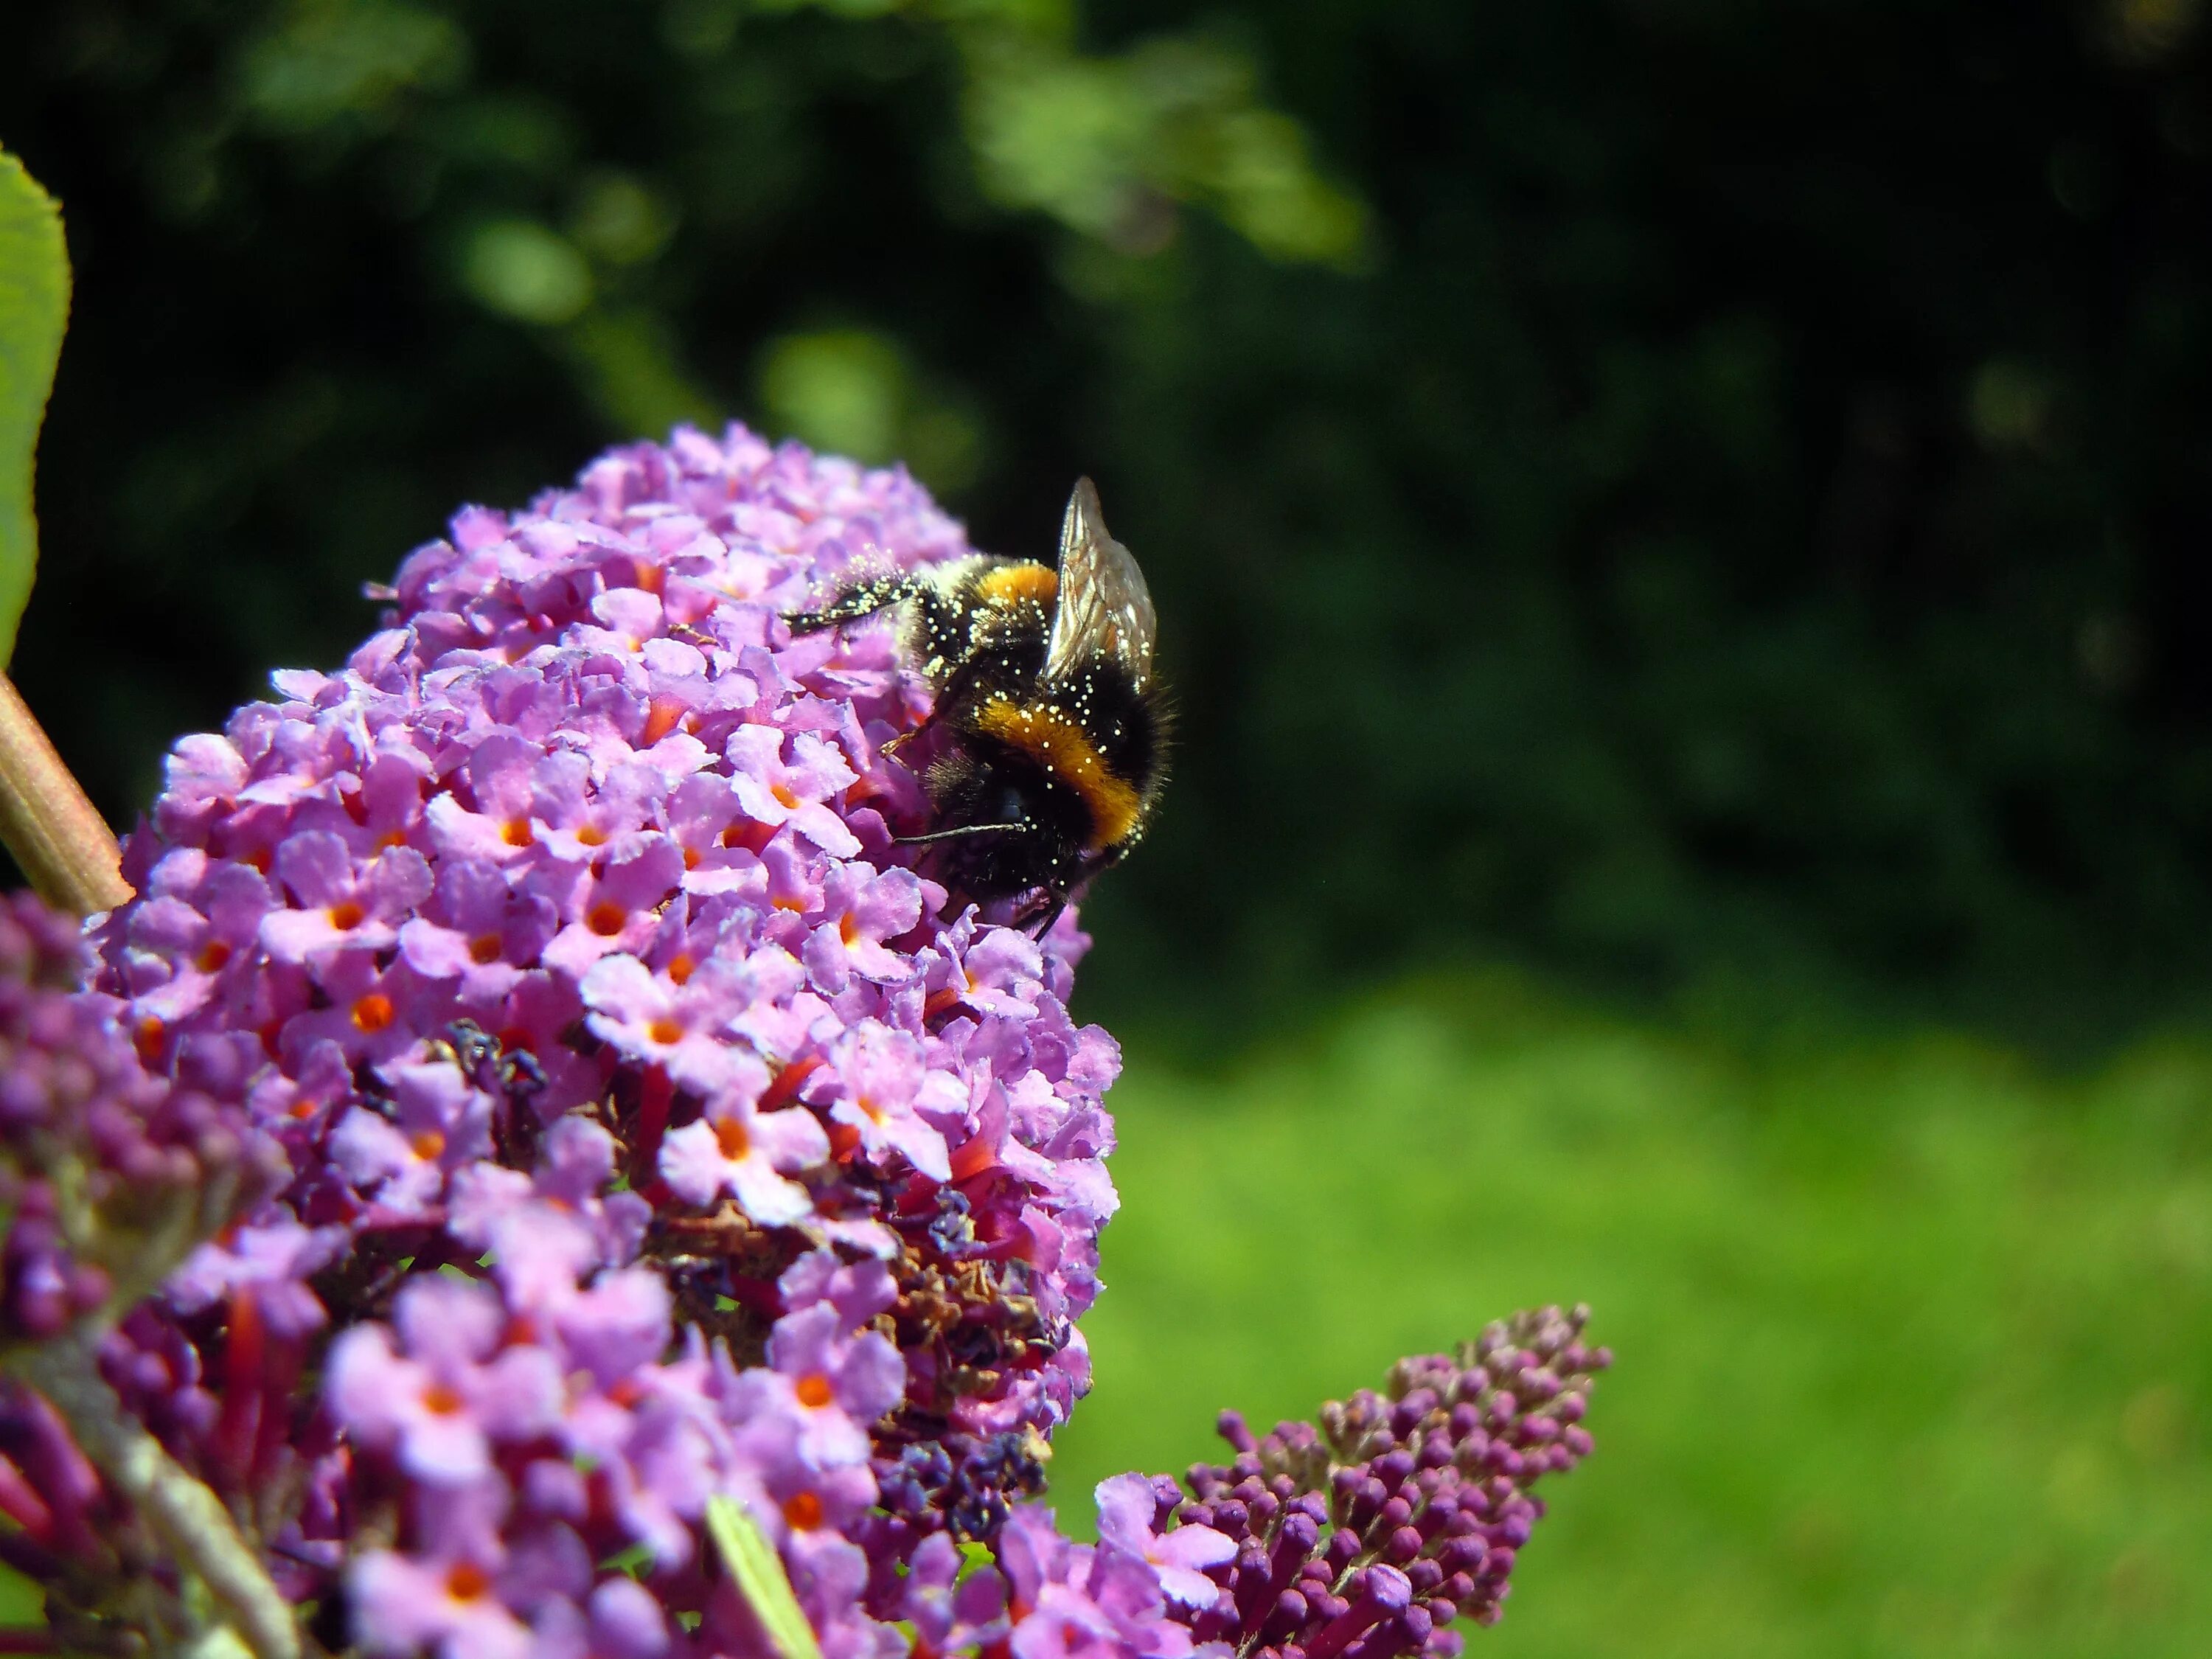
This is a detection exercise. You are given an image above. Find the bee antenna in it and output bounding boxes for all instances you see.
[891,821,1030,846]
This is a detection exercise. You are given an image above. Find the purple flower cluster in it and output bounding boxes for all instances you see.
[66,428,1118,1649]
[0,886,278,1636]
[0,427,1602,1658]
[0,890,265,1347]
[903,1310,1608,1659]
[1168,1307,1610,1658]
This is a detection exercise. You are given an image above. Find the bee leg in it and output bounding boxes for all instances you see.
[886,649,995,757]
[892,821,1029,846]
[881,711,935,758]
[1022,843,1130,936]
[783,574,923,634]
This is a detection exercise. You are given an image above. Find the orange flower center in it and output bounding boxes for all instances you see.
[469,934,503,965]
[714,1117,751,1160]
[422,1382,464,1416]
[587,902,626,937]
[411,1130,447,1161]
[783,1492,824,1531]
[328,901,366,931]
[647,1018,683,1046]
[667,953,695,986]
[445,1562,490,1602]
[642,695,686,745]
[195,940,232,973]
[352,993,395,1033]
[577,824,608,847]
[838,915,860,946]
[771,783,801,810]
[133,1016,166,1066]
[795,1374,834,1410]
[502,818,534,848]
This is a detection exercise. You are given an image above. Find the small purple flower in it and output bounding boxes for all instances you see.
[658,1087,829,1222]
[1093,1474,1234,1610]
[539,835,686,978]
[803,861,923,992]
[899,1531,1009,1656]
[664,774,762,894]
[1012,1583,1126,1659]
[275,950,438,1066]
[920,912,1048,1020]
[759,1439,880,1543]
[349,1481,534,1659]
[728,724,863,858]
[580,952,762,1097]
[587,1576,672,1659]
[327,1054,496,1216]
[420,734,555,866]
[549,1267,676,1391]
[116,857,274,1023]
[449,1116,649,1275]
[326,1276,563,1483]
[397,858,558,999]
[777,1249,896,1332]
[724,1301,907,1468]
[165,1214,343,1337]
[805,1019,959,1180]
[259,832,433,964]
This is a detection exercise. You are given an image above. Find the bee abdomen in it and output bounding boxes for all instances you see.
[973,698,1143,849]
[972,562,1059,611]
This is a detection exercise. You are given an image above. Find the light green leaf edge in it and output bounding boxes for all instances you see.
[0,150,69,669]
[705,1495,826,1659]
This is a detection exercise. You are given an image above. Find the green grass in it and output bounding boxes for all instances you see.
[1049,973,2212,1659]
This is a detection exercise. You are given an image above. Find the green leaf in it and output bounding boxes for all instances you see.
[957,1538,996,1580]
[0,150,70,668]
[705,1495,824,1659]
[458,218,592,325]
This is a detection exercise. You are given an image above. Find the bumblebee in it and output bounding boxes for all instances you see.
[785,478,1168,932]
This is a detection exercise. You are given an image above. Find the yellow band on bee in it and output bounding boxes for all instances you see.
[975,563,1060,609]
[975,698,1142,848]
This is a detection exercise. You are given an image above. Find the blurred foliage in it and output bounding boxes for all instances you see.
[1054,973,2212,1655]
[0,152,68,666]
[5,1,2212,1037]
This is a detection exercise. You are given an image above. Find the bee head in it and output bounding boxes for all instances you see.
[915,744,1093,902]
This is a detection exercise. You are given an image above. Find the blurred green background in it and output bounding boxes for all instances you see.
[6,1,2212,1652]
[1051,981,2212,1658]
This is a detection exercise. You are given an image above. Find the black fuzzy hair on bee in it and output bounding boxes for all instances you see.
[785,479,1169,934]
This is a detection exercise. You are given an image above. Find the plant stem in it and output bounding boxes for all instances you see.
[11,1335,300,1659]
[0,672,128,914]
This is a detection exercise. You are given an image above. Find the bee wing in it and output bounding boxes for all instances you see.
[1044,478,1158,689]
